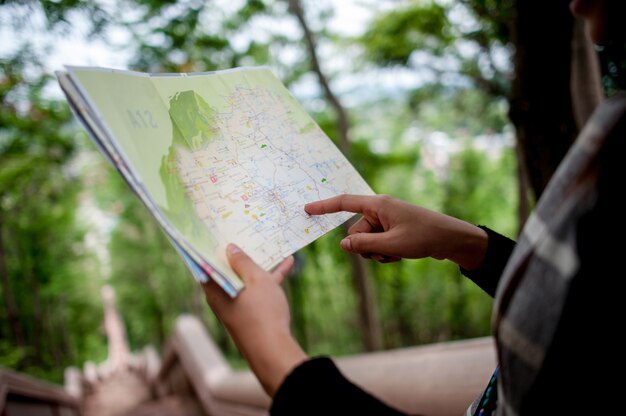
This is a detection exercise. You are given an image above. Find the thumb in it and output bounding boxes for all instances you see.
[273,255,295,284]
[341,232,393,256]
[226,243,261,282]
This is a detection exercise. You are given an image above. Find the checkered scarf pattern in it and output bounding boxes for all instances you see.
[466,92,626,415]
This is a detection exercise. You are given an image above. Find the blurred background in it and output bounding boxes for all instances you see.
[0,0,594,385]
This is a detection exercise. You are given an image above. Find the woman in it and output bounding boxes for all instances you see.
[203,1,624,414]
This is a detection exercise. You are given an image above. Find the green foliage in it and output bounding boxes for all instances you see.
[282,80,516,355]
[0,52,106,382]
[361,2,453,65]
[410,87,509,136]
[124,0,276,72]
[359,0,513,98]
[443,146,517,235]
[597,43,626,96]
[91,158,239,359]
[1,0,520,380]
[0,0,110,38]
[463,0,513,42]
[0,340,26,368]
[285,139,515,355]
[288,228,364,355]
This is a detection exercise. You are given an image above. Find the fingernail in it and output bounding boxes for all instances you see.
[227,243,241,254]
[340,238,352,251]
[373,254,385,263]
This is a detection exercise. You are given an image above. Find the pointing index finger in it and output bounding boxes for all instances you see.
[304,194,373,215]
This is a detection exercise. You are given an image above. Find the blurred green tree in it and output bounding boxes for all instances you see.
[0,0,559,381]
[359,0,599,229]
[0,52,106,382]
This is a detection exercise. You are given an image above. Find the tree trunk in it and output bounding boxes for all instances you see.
[60,308,76,365]
[285,272,309,350]
[347,247,383,350]
[149,288,166,349]
[514,139,531,235]
[570,17,603,129]
[45,303,65,369]
[0,215,26,347]
[287,0,383,351]
[30,269,43,363]
[509,0,580,200]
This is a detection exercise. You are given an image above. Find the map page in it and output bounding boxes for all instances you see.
[62,66,375,297]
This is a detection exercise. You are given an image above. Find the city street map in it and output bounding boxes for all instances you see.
[56,66,374,297]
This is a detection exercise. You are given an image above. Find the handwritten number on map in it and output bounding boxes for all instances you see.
[127,109,158,129]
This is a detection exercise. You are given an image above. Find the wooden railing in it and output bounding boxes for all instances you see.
[1,314,497,416]
[0,366,82,416]
[140,314,497,416]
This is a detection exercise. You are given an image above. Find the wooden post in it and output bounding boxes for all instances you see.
[101,285,130,374]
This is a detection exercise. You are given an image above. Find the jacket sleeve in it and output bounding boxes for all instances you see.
[270,356,410,416]
[460,225,516,298]
[271,228,515,415]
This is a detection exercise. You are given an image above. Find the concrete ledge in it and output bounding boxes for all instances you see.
[155,314,496,416]
[335,337,496,415]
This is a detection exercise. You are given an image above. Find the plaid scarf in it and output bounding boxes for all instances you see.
[466,92,626,415]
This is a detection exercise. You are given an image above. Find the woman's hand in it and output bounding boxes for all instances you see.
[305,194,488,271]
[202,244,308,397]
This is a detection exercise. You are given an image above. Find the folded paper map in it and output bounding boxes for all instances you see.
[56,66,374,297]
